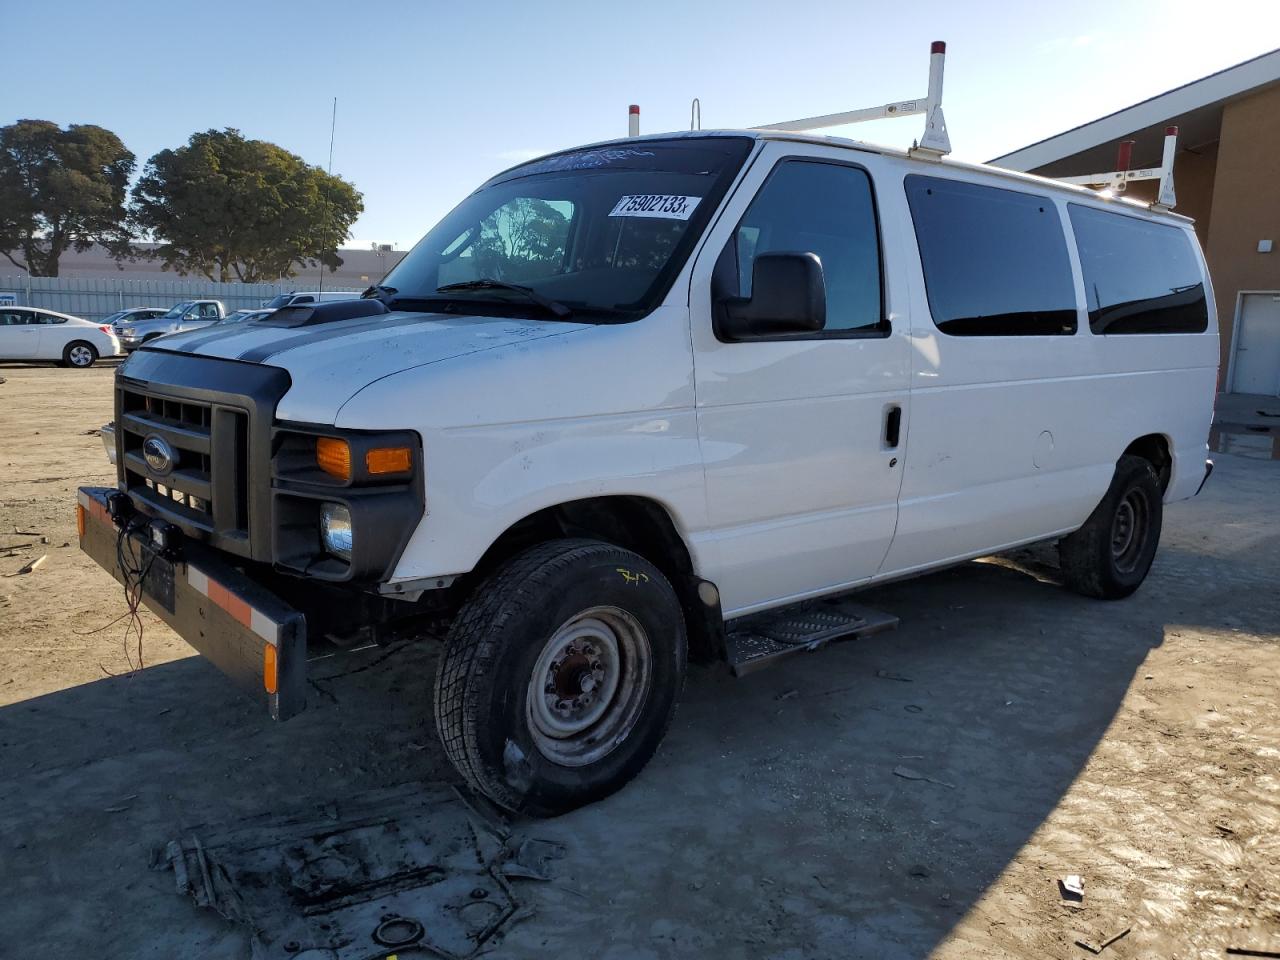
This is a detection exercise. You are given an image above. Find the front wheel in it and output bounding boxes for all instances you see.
[1059,454,1163,599]
[434,539,687,817]
[62,341,98,368]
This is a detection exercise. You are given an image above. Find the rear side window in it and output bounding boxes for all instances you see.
[1068,205,1208,334]
[905,176,1077,336]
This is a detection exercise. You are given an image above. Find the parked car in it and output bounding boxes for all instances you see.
[0,306,120,367]
[262,291,361,310]
[103,307,168,330]
[116,300,225,350]
[78,130,1218,817]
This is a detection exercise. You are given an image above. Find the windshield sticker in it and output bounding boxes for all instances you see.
[608,195,701,220]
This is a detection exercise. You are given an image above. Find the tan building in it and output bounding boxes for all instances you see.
[992,48,1280,397]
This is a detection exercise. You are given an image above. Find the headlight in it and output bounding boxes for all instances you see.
[319,503,353,561]
[120,327,135,337]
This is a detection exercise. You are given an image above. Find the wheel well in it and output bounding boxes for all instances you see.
[464,496,722,662]
[1124,434,1172,492]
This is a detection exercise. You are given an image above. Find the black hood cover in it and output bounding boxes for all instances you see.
[259,298,389,328]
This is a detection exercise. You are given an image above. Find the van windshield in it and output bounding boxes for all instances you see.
[377,137,753,322]
[263,294,294,309]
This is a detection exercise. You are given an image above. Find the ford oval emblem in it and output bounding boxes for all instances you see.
[142,435,178,476]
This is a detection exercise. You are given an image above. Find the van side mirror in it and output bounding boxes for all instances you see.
[717,252,826,340]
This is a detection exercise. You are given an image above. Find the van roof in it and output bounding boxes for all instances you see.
[509,130,1194,225]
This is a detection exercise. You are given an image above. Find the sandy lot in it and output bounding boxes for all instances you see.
[1,360,1278,959]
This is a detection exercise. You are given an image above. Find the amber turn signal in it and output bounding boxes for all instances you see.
[263,644,279,694]
[76,504,86,538]
[316,437,351,480]
[365,446,412,475]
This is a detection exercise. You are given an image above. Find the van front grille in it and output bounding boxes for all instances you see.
[118,384,250,549]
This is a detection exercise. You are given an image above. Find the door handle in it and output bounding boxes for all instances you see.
[884,404,902,449]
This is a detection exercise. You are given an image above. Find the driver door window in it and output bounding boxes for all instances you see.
[724,159,884,335]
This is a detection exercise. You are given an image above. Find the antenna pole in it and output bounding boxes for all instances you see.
[628,104,640,137]
[318,96,338,295]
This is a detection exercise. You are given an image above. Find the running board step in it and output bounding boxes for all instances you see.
[725,599,899,677]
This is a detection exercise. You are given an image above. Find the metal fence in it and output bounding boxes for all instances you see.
[0,275,364,322]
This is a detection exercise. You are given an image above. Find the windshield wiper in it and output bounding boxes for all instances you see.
[436,279,573,319]
[361,283,398,300]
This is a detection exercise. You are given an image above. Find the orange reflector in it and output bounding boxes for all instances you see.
[76,504,86,537]
[263,644,278,694]
[316,437,351,480]
[366,446,412,475]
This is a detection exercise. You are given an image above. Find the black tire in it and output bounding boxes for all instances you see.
[434,539,687,817]
[62,340,98,368]
[1059,454,1163,600]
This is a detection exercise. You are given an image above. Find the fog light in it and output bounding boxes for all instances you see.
[320,503,353,561]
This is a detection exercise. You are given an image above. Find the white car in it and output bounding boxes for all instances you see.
[0,306,121,367]
[79,129,1218,816]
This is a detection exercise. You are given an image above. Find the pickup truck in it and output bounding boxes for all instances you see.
[115,300,226,350]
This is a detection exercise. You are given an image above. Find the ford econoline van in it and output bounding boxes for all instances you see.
[77,127,1217,816]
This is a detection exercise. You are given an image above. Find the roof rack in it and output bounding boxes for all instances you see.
[754,41,952,158]
[1057,126,1179,210]
[624,41,951,159]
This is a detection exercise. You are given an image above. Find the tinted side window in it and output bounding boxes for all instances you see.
[905,176,1077,336]
[1068,205,1208,334]
[728,159,883,333]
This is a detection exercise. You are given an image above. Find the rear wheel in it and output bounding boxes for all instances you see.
[1059,454,1163,599]
[434,539,687,817]
[62,341,98,368]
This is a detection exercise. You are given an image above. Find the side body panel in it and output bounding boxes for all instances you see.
[881,160,1218,577]
[687,142,914,616]
[336,306,713,584]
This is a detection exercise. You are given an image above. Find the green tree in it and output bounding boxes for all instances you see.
[470,198,571,282]
[131,128,363,282]
[0,120,135,277]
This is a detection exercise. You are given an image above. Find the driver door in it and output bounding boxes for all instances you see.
[0,310,41,358]
[688,143,912,616]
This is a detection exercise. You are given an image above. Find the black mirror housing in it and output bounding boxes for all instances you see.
[717,252,826,340]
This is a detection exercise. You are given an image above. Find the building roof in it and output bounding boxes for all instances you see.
[990,47,1280,175]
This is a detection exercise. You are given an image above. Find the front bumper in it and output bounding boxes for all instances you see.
[76,486,307,720]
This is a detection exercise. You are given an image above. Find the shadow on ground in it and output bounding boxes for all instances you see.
[2,457,1275,959]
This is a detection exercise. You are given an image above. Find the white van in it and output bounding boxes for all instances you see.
[77,128,1217,816]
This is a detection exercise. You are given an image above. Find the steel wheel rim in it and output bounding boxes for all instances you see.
[526,605,652,767]
[69,345,93,366]
[1110,488,1149,573]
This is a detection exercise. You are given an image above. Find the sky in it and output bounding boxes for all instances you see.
[6,0,1279,251]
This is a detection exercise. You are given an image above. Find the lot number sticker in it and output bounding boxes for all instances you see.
[609,195,701,220]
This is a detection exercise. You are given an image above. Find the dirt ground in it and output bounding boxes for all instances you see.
[1,360,1278,959]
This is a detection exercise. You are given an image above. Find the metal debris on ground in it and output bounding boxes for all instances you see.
[8,554,46,576]
[892,765,956,789]
[1059,874,1085,901]
[157,782,564,960]
[1075,924,1130,954]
